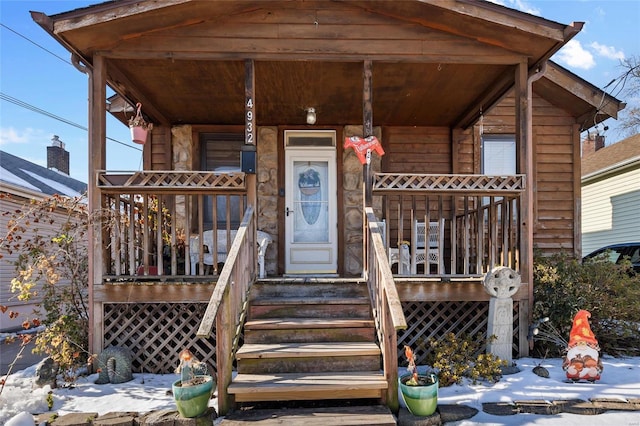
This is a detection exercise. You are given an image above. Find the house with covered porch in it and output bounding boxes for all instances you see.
[33,0,623,415]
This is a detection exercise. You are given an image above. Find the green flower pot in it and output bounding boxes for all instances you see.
[399,373,438,417]
[172,375,214,418]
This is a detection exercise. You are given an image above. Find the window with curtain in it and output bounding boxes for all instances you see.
[200,133,245,229]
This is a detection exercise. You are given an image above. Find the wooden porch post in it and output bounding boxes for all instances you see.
[363,60,373,206]
[88,54,107,358]
[515,60,533,356]
[244,59,257,223]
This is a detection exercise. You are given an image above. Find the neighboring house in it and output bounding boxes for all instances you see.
[33,0,624,414]
[581,134,640,255]
[0,139,87,332]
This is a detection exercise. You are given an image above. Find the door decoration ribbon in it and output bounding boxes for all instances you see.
[344,136,385,165]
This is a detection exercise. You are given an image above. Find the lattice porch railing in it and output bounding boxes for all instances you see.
[103,302,220,374]
[97,170,246,192]
[374,174,522,276]
[396,301,521,366]
[95,171,249,279]
[373,173,525,194]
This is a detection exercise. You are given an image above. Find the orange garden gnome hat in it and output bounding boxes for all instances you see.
[568,310,599,349]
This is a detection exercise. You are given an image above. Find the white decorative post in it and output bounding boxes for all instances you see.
[483,266,521,363]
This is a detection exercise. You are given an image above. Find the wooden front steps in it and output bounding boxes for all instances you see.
[228,279,387,405]
[219,404,396,425]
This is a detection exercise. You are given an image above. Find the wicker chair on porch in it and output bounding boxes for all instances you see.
[190,230,272,278]
[377,220,410,274]
[411,218,445,274]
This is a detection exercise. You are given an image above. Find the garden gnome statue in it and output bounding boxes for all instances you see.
[483,266,521,363]
[563,310,603,382]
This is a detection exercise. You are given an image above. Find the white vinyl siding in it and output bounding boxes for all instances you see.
[582,167,640,255]
[0,194,86,331]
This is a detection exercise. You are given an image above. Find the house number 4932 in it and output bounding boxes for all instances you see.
[246,97,255,145]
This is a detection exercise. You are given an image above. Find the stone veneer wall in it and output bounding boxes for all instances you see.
[342,126,382,276]
[256,127,278,276]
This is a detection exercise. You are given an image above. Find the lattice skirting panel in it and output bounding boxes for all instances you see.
[103,303,217,374]
[397,301,521,366]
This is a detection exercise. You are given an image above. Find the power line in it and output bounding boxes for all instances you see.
[1,22,142,152]
[0,23,71,66]
[0,92,142,151]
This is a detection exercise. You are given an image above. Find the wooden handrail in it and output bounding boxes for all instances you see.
[367,215,407,331]
[196,205,256,415]
[365,207,407,413]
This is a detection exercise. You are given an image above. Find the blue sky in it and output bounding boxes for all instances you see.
[1,0,639,183]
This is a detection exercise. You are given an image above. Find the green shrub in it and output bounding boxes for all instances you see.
[423,332,507,387]
[532,252,640,357]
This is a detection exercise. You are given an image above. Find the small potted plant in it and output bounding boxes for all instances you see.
[172,349,215,418]
[399,345,438,417]
[129,102,153,144]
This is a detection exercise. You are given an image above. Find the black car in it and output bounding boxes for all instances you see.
[583,242,640,274]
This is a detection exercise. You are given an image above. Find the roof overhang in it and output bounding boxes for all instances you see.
[31,0,618,130]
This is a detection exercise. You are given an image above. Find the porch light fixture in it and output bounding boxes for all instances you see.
[306,107,317,125]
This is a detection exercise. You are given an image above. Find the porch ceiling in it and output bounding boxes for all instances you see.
[104,59,504,127]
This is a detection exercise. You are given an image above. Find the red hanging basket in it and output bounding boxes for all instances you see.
[130,125,149,144]
[128,102,152,144]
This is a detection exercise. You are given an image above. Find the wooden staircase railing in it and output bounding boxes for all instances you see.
[364,207,407,412]
[196,205,257,415]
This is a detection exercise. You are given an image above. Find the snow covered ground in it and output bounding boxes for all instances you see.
[2,356,640,425]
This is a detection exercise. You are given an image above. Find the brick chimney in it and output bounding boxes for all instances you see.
[581,134,606,157]
[47,135,70,175]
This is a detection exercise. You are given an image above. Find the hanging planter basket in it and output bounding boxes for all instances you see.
[130,126,149,145]
[128,102,153,145]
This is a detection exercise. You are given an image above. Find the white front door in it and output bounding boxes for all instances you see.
[284,131,337,274]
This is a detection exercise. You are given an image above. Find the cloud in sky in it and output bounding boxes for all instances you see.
[0,127,43,146]
[589,42,625,61]
[555,40,596,70]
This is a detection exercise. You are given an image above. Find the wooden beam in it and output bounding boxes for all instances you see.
[420,0,568,41]
[95,39,522,63]
[515,60,533,354]
[88,54,107,359]
[363,60,373,207]
[363,60,373,137]
[394,280,530,302]
[453,66,515,129]
[106,62,170,125]
[245,59,256,146]
[545,64,621,120]
[94,283,217,303]
[51,0,193,33]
